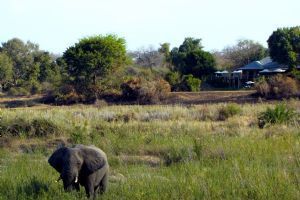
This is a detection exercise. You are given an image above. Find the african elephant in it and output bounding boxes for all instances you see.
[48,145,109,199]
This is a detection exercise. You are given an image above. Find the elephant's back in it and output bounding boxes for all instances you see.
[75,145,108,163]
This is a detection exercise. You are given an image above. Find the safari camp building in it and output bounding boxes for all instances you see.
[214,57,289,88]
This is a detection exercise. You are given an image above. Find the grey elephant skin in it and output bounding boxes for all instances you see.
[48,145,109,199]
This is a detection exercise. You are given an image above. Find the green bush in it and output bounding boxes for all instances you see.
[30,119,60,137]
[29,81,41,95]
[218,103,242,121]
[162,146,195,166]
[258,104,297,128]
[165,71,181,91]
[180,74,201,92]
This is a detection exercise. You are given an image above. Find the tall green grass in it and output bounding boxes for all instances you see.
[0,101,299,199]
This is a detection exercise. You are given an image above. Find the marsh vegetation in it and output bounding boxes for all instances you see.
[0,101,299,199]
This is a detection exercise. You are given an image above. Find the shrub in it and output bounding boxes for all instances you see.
[165,71,181,91]
[269,75,298,98]
[218,103,242,121]
[0,117,60,137]
[255,77,270,97]
[49,85,85,105]
[163,146,195,166]
[2,118,32,137]
[120,78,141,100]
[180,74,201,92]
[121,78,171,104]
[29,81,41,95]
[255,75,299,99]
[30,119,60,137]
[290,68,300,82]
[258,103,297,128]
[7,87,30,96]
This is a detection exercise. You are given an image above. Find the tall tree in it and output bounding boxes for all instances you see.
[170,37,216,78]
[63,34,127,88]
[268,26,300,68]
[1,38,39,85]
[220,39,268,69]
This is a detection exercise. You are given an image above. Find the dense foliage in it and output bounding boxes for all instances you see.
[268,26,300,69]
[63,35,127,91]
[0,38,61,95]
[170,38,216,79]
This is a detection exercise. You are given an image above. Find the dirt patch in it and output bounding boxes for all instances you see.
[165,90,258,104]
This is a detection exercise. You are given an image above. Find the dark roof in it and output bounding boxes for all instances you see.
[263,61,288,70]
[237,61,263,70]
[237,57,288,71]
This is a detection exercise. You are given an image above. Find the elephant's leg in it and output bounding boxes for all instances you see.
[73,182,80,191]
[99,172,108,194]
[84,181,95,199]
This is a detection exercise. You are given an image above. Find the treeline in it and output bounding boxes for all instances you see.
[0,26,299,103]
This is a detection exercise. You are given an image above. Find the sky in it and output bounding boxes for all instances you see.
[1,0,299,54]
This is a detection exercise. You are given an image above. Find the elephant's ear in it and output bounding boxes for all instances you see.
[48,147,67,173]
[80,148,106,174]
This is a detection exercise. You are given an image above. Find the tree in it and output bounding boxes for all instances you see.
[1,38,39,85]
[0,52,13,91]
[63,34,127,89]
[267,26,300,69]
[212,51,234,70]
[158,43,171,68]
[131,46,164,69]
[170,37,216,79]
[218,39,268,70]
[34,51,61,83]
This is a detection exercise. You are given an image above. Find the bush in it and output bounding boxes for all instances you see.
[121,78,171,104]
[30,119,60,137]
[165,71,181,91]
[180,74,201,92]
[163,146,195,166]
[120,78,142,101]
[47,84,85,105]
[7,87,30,96]
[218,103,242,121]
[255,75,299,99]
[29,81,41,95]
[255,77,270,97]
[0,117,60,137]
[258,103,297,128]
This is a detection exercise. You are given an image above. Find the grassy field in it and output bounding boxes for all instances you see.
[0,100,299,199]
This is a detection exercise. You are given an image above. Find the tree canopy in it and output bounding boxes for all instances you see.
[170,37,216,78]
[63,35,127,87]
[0,38,60,94]
[267,26,300,68]
[214,39,268,70]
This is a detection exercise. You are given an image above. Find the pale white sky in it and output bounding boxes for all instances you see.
[1,0,299,53]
